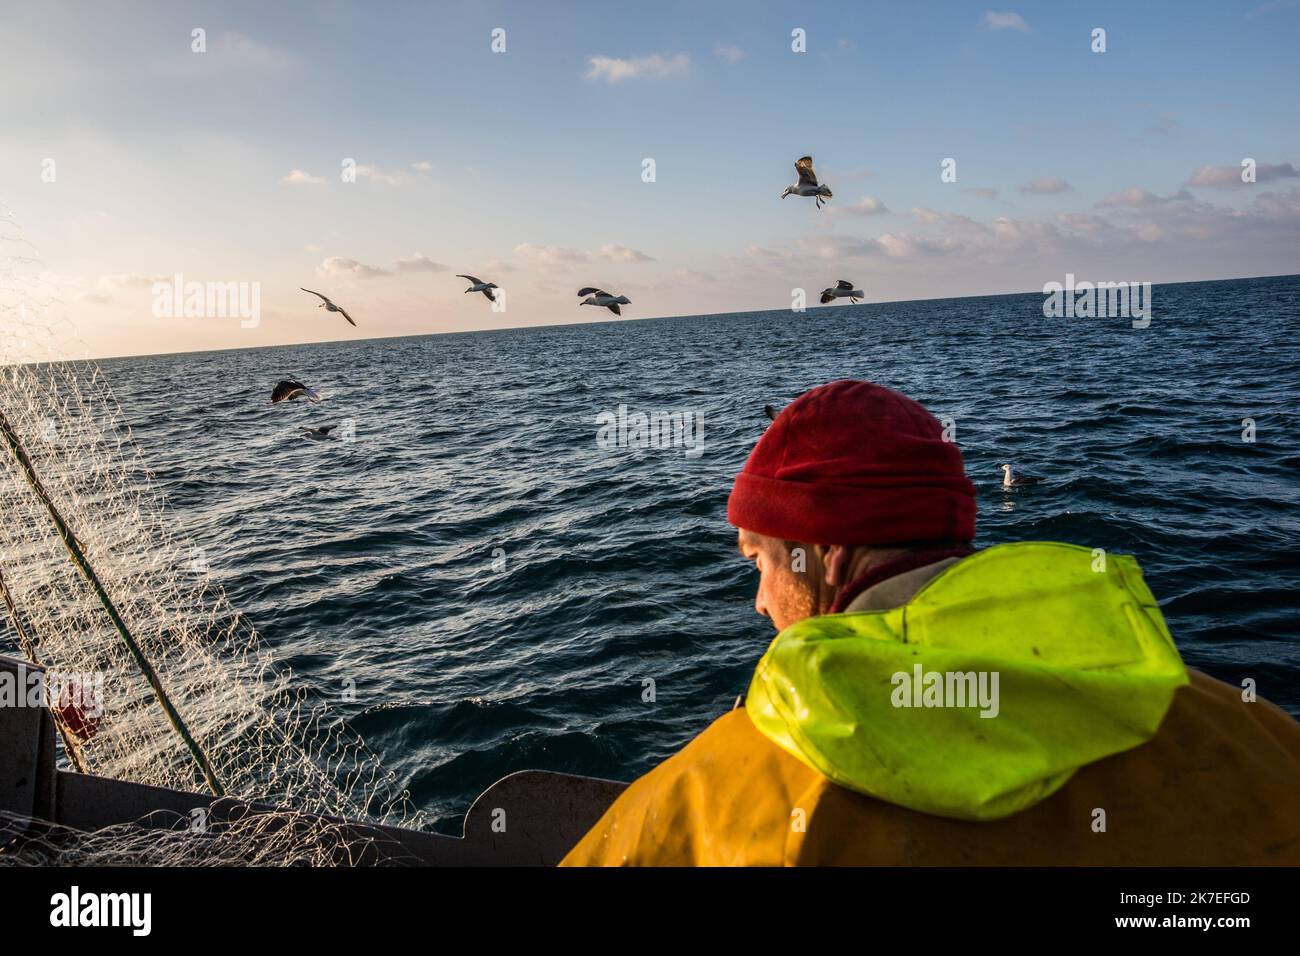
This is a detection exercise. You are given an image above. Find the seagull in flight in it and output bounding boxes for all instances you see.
[271,380,321,404]
[300,424,340,441]
[457,275,499,303]
[1000,463,1044,488]
[300,288,357,326]
[781,156,833,208]
[820,280,864,304]
[578,287,631,316]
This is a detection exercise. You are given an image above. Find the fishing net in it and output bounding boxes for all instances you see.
[0,206,426,864]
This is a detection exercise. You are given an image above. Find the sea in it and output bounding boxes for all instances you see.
[97,273,1300,832]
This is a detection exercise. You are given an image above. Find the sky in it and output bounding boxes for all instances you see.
[2,0,1298,359]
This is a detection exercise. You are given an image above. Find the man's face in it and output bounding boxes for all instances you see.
[737,528,819,633]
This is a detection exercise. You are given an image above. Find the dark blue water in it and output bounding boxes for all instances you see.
[100,274,1300,832]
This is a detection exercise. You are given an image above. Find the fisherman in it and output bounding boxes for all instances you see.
[562,380,1300,865]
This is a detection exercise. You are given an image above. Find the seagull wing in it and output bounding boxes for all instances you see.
[338,307,357,327]
[578,287,606,297]
[614,295,631,304]
[456,275,483,285]
[836,280,855,289]
[319,424,337,435]
[820,291,835,304]
[795,156,819,187]
[608,303,622,316]
[482,288,496,302]
[300,288,330,304]
[271,380,306,403]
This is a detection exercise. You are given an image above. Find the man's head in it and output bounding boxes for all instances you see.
[728,380,977,631]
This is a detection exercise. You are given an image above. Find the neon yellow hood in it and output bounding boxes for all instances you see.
[745,542,1189,821]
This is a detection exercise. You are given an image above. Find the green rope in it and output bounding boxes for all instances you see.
[0,409,225,796]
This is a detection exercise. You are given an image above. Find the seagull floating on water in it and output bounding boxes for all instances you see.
[271,380,321,404]
[782,156,833,209]
[763,404,780,422]
[300,424,339,441]
[300,288,357,327]
[578,287,631,316]
[457,274,499,303]
[820,280,863,304]
[1000,463,1044,488]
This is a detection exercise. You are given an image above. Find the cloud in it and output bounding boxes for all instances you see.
[713,44,745,64]
[964,187,1000,199]
[1186,162,1298,188]
[833,196,890,217]
[513,243,589,266]
[597,244,655,262]
[354,164,406,186]
[983,11,1029,31]
[911,206,942,224]
[1018,176,1072,195]
[585,53,690,83]
[316,257,392,280]
[282,169,326,185]
[394,253,445,273]
[1096,187,1193,207]
[410,161,432,173]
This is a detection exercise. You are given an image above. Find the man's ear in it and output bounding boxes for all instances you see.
[821,544,852,586]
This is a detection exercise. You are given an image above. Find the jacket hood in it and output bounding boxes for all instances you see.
[745,542,1189,821]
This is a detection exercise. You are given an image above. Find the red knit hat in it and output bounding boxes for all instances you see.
[727,380,976,546]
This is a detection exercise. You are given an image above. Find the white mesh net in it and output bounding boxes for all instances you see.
[0,206,425,864]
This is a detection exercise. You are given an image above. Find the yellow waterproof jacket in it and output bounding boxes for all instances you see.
[562,544,1300,865]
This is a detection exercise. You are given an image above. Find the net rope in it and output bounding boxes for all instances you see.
[0,206,426,864]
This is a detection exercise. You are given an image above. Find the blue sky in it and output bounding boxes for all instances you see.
[2,0,1298,357]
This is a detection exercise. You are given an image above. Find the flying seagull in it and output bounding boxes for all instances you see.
[1000,463,1044,488]
[300,288,357,327]
[457,274,499,303]
[578,287,631,316]
[781,156,833,209]
[300,424,339,441]
[271,380,321,404]
[820,280,864,304]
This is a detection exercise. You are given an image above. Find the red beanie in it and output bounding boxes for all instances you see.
[728,380,976,546]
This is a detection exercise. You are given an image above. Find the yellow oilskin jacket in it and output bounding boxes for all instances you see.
[561,543,1300,865]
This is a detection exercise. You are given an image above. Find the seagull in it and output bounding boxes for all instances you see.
[781,156,833,208]
[300,288,357,326]
[271,380,321,404]
[1000,463,1044,488]
[578,287,631,316]
[457,274,498,303]
[820,280,864,304]
[300,424,339,441]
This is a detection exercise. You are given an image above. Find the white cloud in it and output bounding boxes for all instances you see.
[282,169,326,185]
[513,243,589,267]
[1018,176,1072,195]
[713,44,745,64]
[983,11,1029,31]
[316,257,392,280]
[585,53,690,83]
[355,164,406,186]
[1187,162,1298,188]
[964,187,1000,199]
[597,244,655,262]
[410,161,432,173]
[394,253,445,273]
[833,196,890,217]
[1096,187,1193,207]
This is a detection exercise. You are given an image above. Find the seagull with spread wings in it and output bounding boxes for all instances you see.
[781,156,833,208]
[456,275,499,303]
[578,287,631,316]
[820,280,864,304]
[300,288,357,326]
